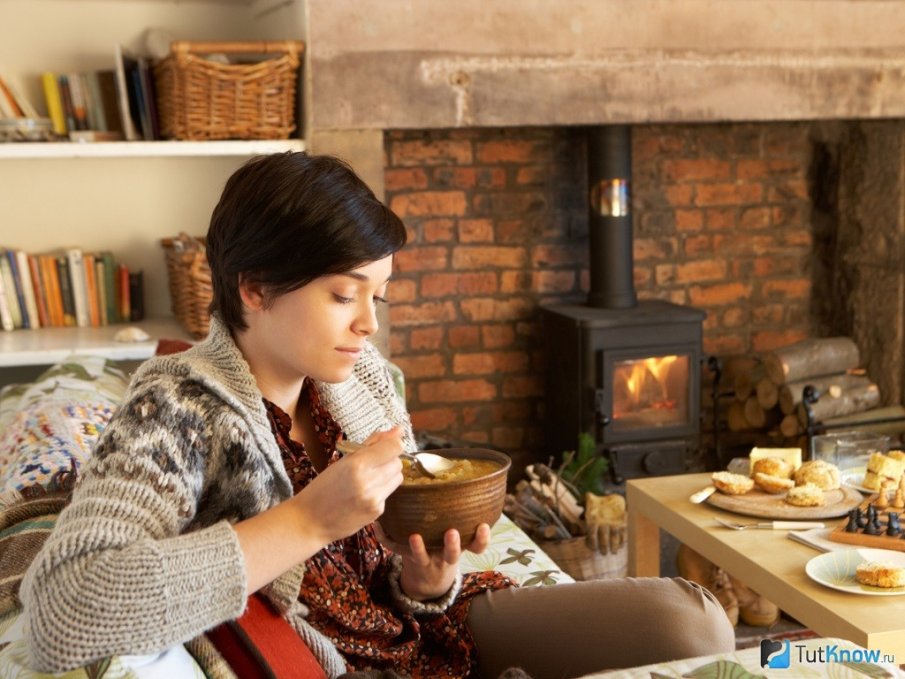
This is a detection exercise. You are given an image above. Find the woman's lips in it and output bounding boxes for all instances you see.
[336,347,362,357]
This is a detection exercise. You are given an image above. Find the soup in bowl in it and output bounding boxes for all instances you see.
[380,448,511,550]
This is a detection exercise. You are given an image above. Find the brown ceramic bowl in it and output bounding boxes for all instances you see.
[379,448,511,550]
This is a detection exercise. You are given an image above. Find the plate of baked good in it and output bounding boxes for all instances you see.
[705,458,863,519]
[806,548,905,596]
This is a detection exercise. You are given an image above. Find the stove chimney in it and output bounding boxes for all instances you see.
[587,125,637,309]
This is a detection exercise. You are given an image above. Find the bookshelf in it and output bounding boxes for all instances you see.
[0,0,306,376]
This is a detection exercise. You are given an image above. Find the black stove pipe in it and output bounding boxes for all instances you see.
[587,125,637,309]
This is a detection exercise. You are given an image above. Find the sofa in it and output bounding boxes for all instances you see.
[0,354,899,679]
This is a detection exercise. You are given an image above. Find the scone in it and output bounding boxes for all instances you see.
[784,483,825,507]
[888,450,905,463]
[855,561,905,588]
[867,453,905,480]
[862,471,882,491]
[751,457,794,480]
[712,471,754,495]
[754,472,795,494]
[793,459,841,490]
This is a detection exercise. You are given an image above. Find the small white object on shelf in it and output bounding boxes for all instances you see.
[0,138,305,160]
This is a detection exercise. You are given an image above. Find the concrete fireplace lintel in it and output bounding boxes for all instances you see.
[306,0,905,131]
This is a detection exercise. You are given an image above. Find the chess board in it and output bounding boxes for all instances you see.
[828,494,905,552]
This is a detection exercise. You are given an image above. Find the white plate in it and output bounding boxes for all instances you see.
[841,468,894,495]
[805,548,905,596]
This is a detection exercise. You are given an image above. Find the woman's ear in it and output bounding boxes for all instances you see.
[238,275,266,312]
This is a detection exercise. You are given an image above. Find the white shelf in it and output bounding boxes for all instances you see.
[0,139,306,160]
[0,316,193,367]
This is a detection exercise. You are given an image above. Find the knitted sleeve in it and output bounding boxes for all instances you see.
[20,374,249,674]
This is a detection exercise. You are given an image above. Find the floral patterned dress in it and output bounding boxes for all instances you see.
[264,381,513,677]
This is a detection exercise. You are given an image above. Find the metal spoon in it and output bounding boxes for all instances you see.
[335,439,455,479]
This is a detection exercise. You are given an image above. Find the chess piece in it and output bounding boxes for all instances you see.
[887,512,901,537]
[866,505,877,526]
[865,511,883,535]
[858,506,868,528]
[874,481,892,510]
[845,509,860,533]
[895,477,905,510]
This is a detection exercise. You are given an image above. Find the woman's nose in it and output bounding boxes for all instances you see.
[353,300,379,335]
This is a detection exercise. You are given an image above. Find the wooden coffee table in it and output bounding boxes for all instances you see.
[627,472,905,659]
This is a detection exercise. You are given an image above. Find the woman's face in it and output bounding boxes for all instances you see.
[243,255,394,385]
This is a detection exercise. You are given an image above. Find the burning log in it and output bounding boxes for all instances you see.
[762,337,860,386]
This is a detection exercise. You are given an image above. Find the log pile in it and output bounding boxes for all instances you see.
[723,337,905,444]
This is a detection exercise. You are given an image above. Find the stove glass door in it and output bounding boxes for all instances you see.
[607,350,691,435]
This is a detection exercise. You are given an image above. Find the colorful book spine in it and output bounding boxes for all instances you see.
[41,72,67,136]
[5,250,30,329]
[15,250,40,329]
[40,254,63,327]
[117,264,130,322]
[0,253,23,329]
[0,262,13,331]
[83,253,99,327]
[27,254,49,328]
[65,248,90,328]
[101,251,117,324]
[56,256,76,327]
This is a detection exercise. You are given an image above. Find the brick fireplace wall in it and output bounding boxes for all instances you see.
[385,123,819,470]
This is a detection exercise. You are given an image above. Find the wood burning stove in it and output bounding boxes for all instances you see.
[542,125,706,482]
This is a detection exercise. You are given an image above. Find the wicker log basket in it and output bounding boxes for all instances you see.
[161,233,211,339]
[154,40,304,141]
[539,533,627,582]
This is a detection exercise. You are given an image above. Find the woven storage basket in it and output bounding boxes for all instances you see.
[161,234,212,339]
[154,40,304,141]
[540,536,627,581]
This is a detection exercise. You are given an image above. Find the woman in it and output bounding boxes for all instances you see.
[22,152,733,679]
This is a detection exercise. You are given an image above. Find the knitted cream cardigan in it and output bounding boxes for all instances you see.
[21,315,415,676]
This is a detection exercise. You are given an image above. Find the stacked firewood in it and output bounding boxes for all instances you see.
[504,463,627,556]
[724,337,905,443]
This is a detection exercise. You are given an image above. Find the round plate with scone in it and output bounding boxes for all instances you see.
[806,548,905,595]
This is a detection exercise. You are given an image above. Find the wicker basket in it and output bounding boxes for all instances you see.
[161,234,212,339]
[154,40,304,141]
[540,536,627,581]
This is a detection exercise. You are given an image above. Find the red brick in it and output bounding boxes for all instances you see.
[771,205,808,228]
[476,139,552,164]
[391,139,473,166]
[703,334,747,356]
[434,166,477,189]
[459,272,499,295]
[516,165,551,185]
[388,279,417,303]
[752,256,803,277]
[492,427,525,449]
[461,431,490,444]
[633,237,677,262]
[664,184,694,206]
[761,278,810,300]
[655,264,675,286]
[497,219,539,243]
[695,183,764,206]
[532,270,575,293]
[752,329,810,352]
[661,158,731,183]
[420,273,459,298]
[449,325,480,348]
[675,209,704,232]
[411,408,458,430]
[490,401,532,422]
[453,246,527,269]
[477,167,507,189]
[752,303,785,325]
[634,266,653,289]
[410,326,444,350]
[384,168,429,191]
[502,375,543,398]
[477,191,548,216]
[391,191,467,217]
[482,324,515,349]
[458,218,494,243]
[453,351,530,376]
[389,332,407,355]
[705,209,736,231]
[689,282,752,306]
[389,301,457,327]
[739,207,771,230]
[674,259,728,284]
[461,406,482,427]
[736,160,769,180]
[767,180,808,202]
[782,229,812,248]
[713,233,781,256]
[721,306,748,328]
[423,219,456,243]
[394,246,448,272]
[419,379,497,403]
[531,244,587,268]
[392,354,446,379]
[500,271,531,293]
[460,298,535,322]
[684,235,713,257]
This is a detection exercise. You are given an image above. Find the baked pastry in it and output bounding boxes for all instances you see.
[867,453,905,480]
[754,472,795,494]
[793,459,841,490]
[888,450,905,462]
[855,561,905,588]
[751,457,794,480]
[712,471,754,495]
[784,483,825,507]
[862,471,882,491]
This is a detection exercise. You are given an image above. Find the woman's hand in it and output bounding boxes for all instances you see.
[384,523,492,601]
[295,427,405,545]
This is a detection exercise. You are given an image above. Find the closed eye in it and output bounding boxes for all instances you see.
[333,294,354,304]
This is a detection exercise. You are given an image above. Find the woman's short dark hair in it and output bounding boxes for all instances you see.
[206,152,407,334]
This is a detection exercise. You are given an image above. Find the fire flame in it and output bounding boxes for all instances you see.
[616,355,680,413]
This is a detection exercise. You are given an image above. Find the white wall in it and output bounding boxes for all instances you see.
[0,0,305,317]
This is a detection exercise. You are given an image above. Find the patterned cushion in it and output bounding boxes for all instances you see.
[0,356,130,494]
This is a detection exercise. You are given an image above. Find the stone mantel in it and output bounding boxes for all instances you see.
[305,0,905,132]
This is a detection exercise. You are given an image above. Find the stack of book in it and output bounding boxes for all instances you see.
[0,247,144,332]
